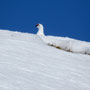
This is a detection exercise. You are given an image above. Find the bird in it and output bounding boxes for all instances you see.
[35,24,90,55]
[35,24,45,36]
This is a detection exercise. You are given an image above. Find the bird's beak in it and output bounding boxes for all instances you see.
[35,24,39,27]
[35,24,38,27]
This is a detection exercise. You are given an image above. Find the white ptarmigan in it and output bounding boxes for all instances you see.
[36,23,90,55]
[36,24,45,36]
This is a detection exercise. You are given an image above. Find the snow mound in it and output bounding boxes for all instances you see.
[0,30,90,90]
[39,35,90,55]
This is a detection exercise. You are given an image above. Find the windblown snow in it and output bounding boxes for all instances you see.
[0,30,90,90]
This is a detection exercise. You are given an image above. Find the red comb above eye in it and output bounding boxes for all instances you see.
[37,24,39,26]
[35,24,39,27]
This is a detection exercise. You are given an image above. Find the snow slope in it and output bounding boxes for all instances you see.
[0,30,90,90]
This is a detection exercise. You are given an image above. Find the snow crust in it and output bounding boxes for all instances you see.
[0,30,90,90]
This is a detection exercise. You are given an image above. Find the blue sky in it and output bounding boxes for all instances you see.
[0,0,90,41]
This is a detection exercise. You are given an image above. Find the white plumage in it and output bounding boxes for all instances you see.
[36,24,90,55]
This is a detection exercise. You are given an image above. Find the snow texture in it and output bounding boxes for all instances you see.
[0,30,90,90]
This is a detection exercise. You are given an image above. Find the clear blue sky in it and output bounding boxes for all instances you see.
[0,0,90,41]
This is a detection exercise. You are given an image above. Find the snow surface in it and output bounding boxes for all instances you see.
[0,30,90,90]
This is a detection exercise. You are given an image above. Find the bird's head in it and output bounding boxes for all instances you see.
[35,24,43,29]
[35,23,44,36]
